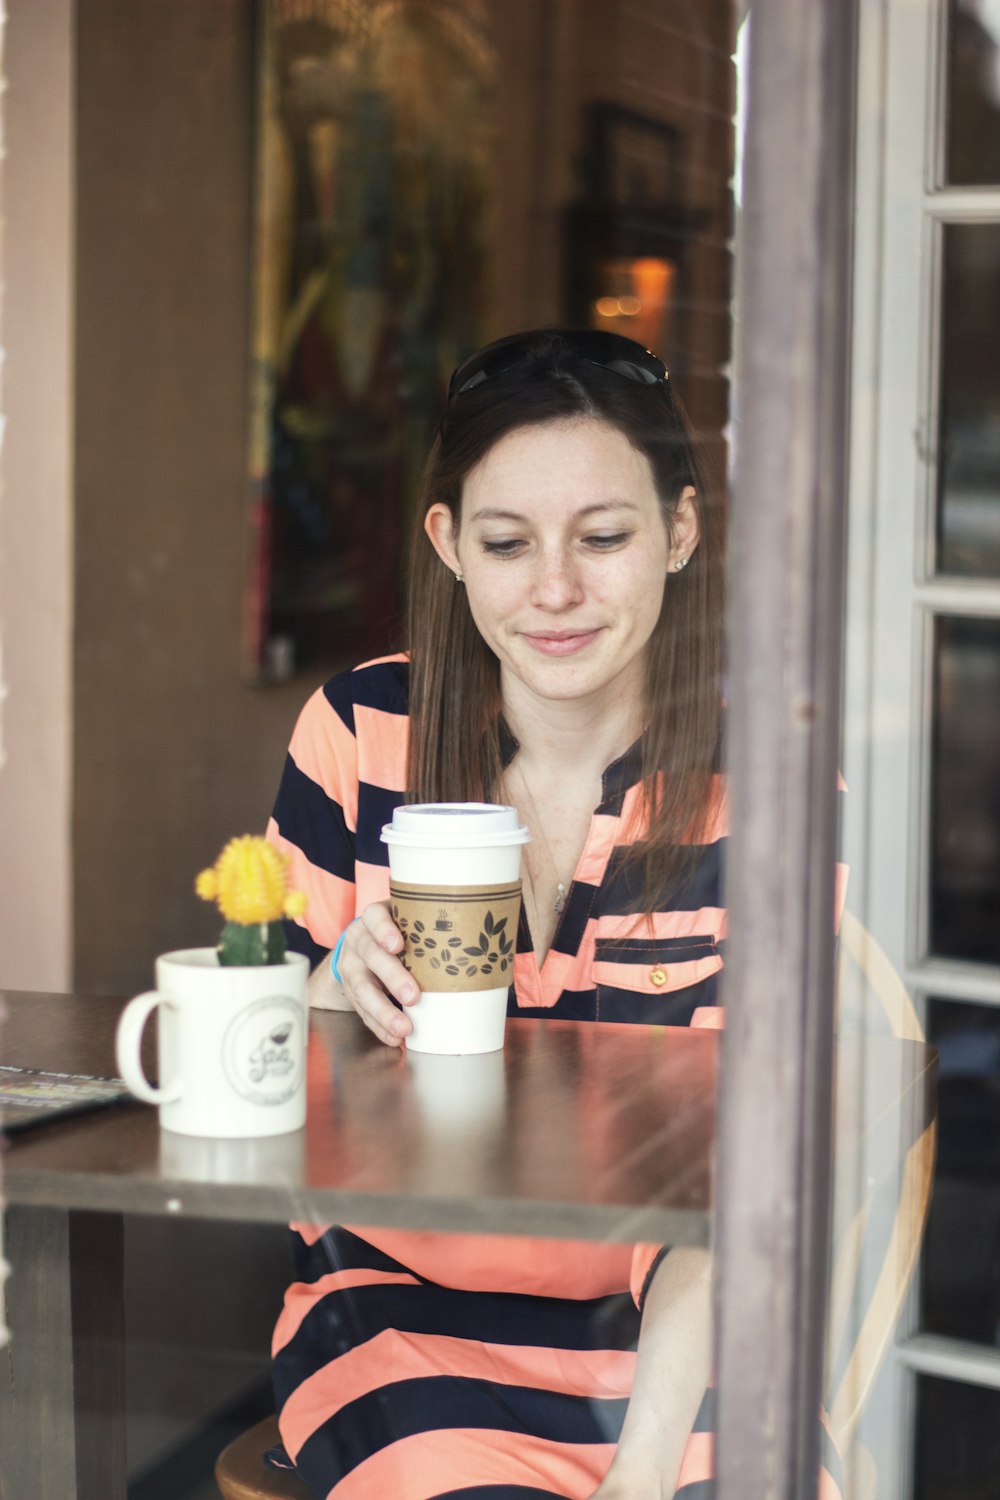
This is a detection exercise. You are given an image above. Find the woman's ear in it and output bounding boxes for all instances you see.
[424,503,462,574]
[670,486,701,570]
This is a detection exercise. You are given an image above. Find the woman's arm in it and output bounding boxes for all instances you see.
[266,673,418,1042]
[590,1246,714,1500]
[306,953,352,1010]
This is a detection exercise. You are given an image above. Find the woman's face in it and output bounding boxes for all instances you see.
[425,416,699,710]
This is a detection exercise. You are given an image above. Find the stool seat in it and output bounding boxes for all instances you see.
[215,1416,310,1499]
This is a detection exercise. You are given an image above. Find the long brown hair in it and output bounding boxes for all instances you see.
[405,330,725,911]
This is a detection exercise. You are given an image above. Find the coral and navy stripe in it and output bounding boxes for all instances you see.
[268,655,751,1019]
[266,656,845,1499]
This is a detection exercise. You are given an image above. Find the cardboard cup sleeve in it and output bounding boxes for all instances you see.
[390,880,522,993]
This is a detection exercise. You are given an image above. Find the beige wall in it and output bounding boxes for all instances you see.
[73,0,327,995]
[0,0,75,991]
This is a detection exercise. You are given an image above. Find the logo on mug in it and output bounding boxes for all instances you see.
[222,996,304,1106]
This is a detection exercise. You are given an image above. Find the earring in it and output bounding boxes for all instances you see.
[454,571,464,583]
[674,555,688,571]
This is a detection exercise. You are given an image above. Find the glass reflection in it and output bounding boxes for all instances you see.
[921,999,1000,1347]
[931,615,1000,963]
[914,1373,1000,1498]
[946,0,1000,185]
[936,224,1000,578]
[247,0,496,676]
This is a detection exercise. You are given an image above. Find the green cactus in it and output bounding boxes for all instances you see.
[217,920,288,968]
[196,835,307,967]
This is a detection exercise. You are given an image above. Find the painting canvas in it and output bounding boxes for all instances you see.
[245,0,495,679]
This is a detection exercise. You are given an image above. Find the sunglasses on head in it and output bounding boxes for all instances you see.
[447,328,670,404]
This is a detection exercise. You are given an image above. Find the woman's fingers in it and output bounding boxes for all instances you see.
[360,901,407,962]
[352,981,412,1046]
[354,909,419,1004]
[339,902,418,1047]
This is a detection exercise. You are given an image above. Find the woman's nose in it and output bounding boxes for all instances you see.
[531,549,585,610]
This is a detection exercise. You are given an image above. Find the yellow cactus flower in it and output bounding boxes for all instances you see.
[195,835,306,926]
[284,890,308,920]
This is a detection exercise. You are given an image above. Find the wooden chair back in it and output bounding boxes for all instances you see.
[826,911,937,1493]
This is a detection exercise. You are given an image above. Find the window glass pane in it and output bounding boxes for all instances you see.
[936,224,1000,578]
[55,4,741,1498]
[920,999,1000,1346]
[914,1373,1000,1498]
[930,615,1000,963]
[945,0,1000,185]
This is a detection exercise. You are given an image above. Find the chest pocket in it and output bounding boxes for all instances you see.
[593,933,723,998]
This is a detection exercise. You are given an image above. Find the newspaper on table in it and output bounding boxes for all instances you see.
[0,1064,132,1133]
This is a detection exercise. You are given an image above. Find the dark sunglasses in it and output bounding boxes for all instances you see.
[447,328,670,403]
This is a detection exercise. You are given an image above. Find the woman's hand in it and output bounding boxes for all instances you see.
[587,1460,664,1499]
[307,902,419,1046]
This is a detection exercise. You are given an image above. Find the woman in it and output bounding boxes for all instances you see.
[266,330,841,1499]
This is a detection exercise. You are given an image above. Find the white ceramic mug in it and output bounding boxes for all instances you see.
[381,803,529,1054]
[115,948,310,1137]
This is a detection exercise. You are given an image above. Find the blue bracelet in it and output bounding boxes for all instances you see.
[331,919,359,984]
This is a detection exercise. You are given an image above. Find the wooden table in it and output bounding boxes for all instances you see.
[0,991,935,1499]
[0,990,719,1498]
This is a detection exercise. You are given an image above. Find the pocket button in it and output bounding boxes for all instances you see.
[650,966,668,987]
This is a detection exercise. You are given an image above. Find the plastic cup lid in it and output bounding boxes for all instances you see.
[381,802,530,848]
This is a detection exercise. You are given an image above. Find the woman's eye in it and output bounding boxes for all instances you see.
[585,532,631,550]
[479,532,631,557]
[481,539,525,557]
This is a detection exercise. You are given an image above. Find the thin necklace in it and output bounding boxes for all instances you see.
[505,766,571,916]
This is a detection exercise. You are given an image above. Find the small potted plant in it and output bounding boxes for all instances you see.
[196,835,309,965]
[116,837,311,1138]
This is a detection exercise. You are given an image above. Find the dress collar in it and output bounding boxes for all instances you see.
[498,718,520,770]
[498,719,645,805]
[600,735,645,803]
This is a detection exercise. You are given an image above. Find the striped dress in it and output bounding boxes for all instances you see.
[266,655,845,1500]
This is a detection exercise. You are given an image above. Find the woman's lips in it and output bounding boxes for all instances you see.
[521,628,603,656]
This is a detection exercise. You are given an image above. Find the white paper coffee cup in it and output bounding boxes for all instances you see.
[381,803,529,1054]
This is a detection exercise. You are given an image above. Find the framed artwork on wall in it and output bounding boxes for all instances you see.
[244,0,495,681]
[565,102,704,372]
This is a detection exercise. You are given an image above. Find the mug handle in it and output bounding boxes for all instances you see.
[115,992,183,1105]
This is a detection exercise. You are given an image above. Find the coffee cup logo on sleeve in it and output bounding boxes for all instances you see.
[390,881,520,992]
